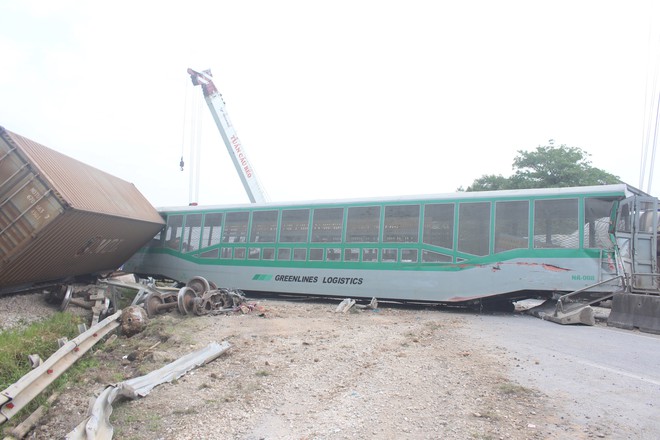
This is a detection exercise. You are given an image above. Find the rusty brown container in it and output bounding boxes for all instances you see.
[0,126,165,292]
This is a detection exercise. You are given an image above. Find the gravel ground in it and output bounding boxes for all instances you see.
[0,292,61,332]
[1,292,585,440]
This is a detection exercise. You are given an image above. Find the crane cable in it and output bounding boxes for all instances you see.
[180,76,203,204]
[180,76,189,171]
[192,95,203,204]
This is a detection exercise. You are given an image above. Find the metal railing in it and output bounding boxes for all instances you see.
[0,310,122,425]
[556,275,625,313]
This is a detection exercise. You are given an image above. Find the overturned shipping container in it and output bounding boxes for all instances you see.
[0,126,165,293]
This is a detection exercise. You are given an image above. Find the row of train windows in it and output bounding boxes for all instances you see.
[197,247,435,262]
[160,197,617,257]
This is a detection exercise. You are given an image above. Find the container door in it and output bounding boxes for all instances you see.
[0,138,63,261]
[616,196,659,291]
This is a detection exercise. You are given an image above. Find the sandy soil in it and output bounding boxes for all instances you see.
[2,293,585,440]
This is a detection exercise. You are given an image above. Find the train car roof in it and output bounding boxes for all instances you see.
[157,183,642,212]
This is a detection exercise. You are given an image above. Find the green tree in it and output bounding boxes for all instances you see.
[465,144,619,191]
[464,174,513,191]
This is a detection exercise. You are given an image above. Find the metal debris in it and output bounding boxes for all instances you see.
[527,299,596,326]
[58,285,111,326]
[66,341,231,440]
[59,275,256,323]
[119,306,148,337]
[183,287,247,316]
[0,311,122,425]
[8,392,59,439]
[335,297,378,313]
[335,298,356,313]
[356,297,379,310]
[143,291,178,318]
[27,355,42,369]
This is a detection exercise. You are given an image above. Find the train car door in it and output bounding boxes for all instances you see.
[615,196,659,291]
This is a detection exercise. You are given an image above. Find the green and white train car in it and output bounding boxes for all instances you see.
[123,183,651,305]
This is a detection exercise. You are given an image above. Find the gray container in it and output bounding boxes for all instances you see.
[0,126,164,292]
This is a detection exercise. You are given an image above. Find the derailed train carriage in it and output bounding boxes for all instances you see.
[0,126,164,294]
[123,183,660,315]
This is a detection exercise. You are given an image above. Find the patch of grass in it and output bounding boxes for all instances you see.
[0,312,98,435]
[146,413,162,431]
[498,382,533,396]
[139,315,194,346]
[141,319,174,342]
[0,312,84,388]
[121,412,141,424]
[136,364,154,376]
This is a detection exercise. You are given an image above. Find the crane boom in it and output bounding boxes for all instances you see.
[187,68,269,204]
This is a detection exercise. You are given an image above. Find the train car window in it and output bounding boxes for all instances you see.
[423,203,454,249]
[200,248,219,258]
[311,208,344,242]
[248,247,260,259]
[344,248,359,261]
[234,248,246,259]
[495,201,529,253]
[362,248,378,262]
[384,205,420,243]
[263,248,275,260]
[533,199,579,248]
[222,212,249,243]
[616,202,632,233]
[458,202,491,256]
[165,214,184,251]
[638,200,658,233]
[326,248,341,261]
[148,229,164,248]
[277,248,291,261]
[220,247,232,259]
[402,249,418,262]
[182,214,202,253]
[293,248,307,261]
[422,250,452,263]
[346,206,381,243]
[250,210,278,243]
[382,248,397,262]
[280,209,310,243]
[201,213,223,248]
[584,197,617,248]
[310,248,323,261]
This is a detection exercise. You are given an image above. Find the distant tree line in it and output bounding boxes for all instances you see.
[461,143,620,192]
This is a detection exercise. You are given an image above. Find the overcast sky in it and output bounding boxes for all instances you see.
[1,0,659,207]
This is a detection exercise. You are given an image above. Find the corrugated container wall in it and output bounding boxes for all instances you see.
[0,126,165,292]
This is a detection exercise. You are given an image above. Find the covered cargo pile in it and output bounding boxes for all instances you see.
[0,126,164,293]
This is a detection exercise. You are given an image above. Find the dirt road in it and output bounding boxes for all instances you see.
[461,312,660,440]
[2,293,613,439]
